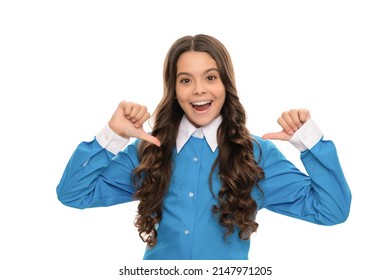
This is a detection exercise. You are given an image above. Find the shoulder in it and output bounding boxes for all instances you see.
[251,134,277,152]
[250,134,282,164]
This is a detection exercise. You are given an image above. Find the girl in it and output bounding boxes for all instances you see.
[57,34,351,260]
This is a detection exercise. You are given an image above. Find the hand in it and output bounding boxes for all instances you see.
[108,101,161,147]
[262,109,310,141]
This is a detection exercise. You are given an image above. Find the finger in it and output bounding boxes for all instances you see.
[133,110,150,128]
[298,109,310,123]
[120,102,145,122]
[290,109,304,129]
[126,103,143,120]
[119,101,134,116]
[131,105,148,123]
[135,130,161,147]
[133,112,151,128]
[278,115,294,135]
[262,131,291,141]
[280,111,299,133]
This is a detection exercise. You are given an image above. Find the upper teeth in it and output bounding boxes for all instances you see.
[192,101,211,106]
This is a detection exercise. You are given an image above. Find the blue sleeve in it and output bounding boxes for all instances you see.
[56,139,140,209]
[257,138,351,225]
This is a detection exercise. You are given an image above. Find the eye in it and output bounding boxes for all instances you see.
[206,75,217,81]
[180,78,191,84]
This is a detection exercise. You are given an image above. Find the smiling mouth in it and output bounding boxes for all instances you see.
[191,100,212,111]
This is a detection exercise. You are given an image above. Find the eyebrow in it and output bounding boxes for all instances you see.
[176,68,219,78]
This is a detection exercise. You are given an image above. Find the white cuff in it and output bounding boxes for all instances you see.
[96,124,130,155]
[288,118,323,152]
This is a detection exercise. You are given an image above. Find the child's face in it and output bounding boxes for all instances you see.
[175,51,226,128]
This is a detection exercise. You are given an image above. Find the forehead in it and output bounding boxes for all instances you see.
[176,51,218,71]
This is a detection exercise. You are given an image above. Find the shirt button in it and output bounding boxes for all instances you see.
[188,192,194,198]
[184,229,190,235]
[193,157,198,162]
[105,135,109,141]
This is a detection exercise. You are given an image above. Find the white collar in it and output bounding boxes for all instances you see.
[176,115,222,153]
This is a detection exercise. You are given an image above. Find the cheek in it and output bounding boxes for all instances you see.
[217,89,226,103]
[175,93,189,110]
[213,83,226,98]
[176,99,187,110]
[175,93,185,105]
[218,97,226,111]
[175,87,191,103]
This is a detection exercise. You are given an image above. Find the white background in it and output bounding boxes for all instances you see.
[1,0,389,279]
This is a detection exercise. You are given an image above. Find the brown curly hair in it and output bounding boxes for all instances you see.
[132,34,265,247]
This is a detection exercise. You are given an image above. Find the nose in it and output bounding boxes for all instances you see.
[192,81,206,95]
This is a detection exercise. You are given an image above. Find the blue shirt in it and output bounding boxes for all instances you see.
[56,116,351,260]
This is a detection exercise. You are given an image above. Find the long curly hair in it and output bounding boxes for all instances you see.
[132,34,265,247]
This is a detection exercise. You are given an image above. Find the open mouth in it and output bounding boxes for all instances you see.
[191,100,212,111]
